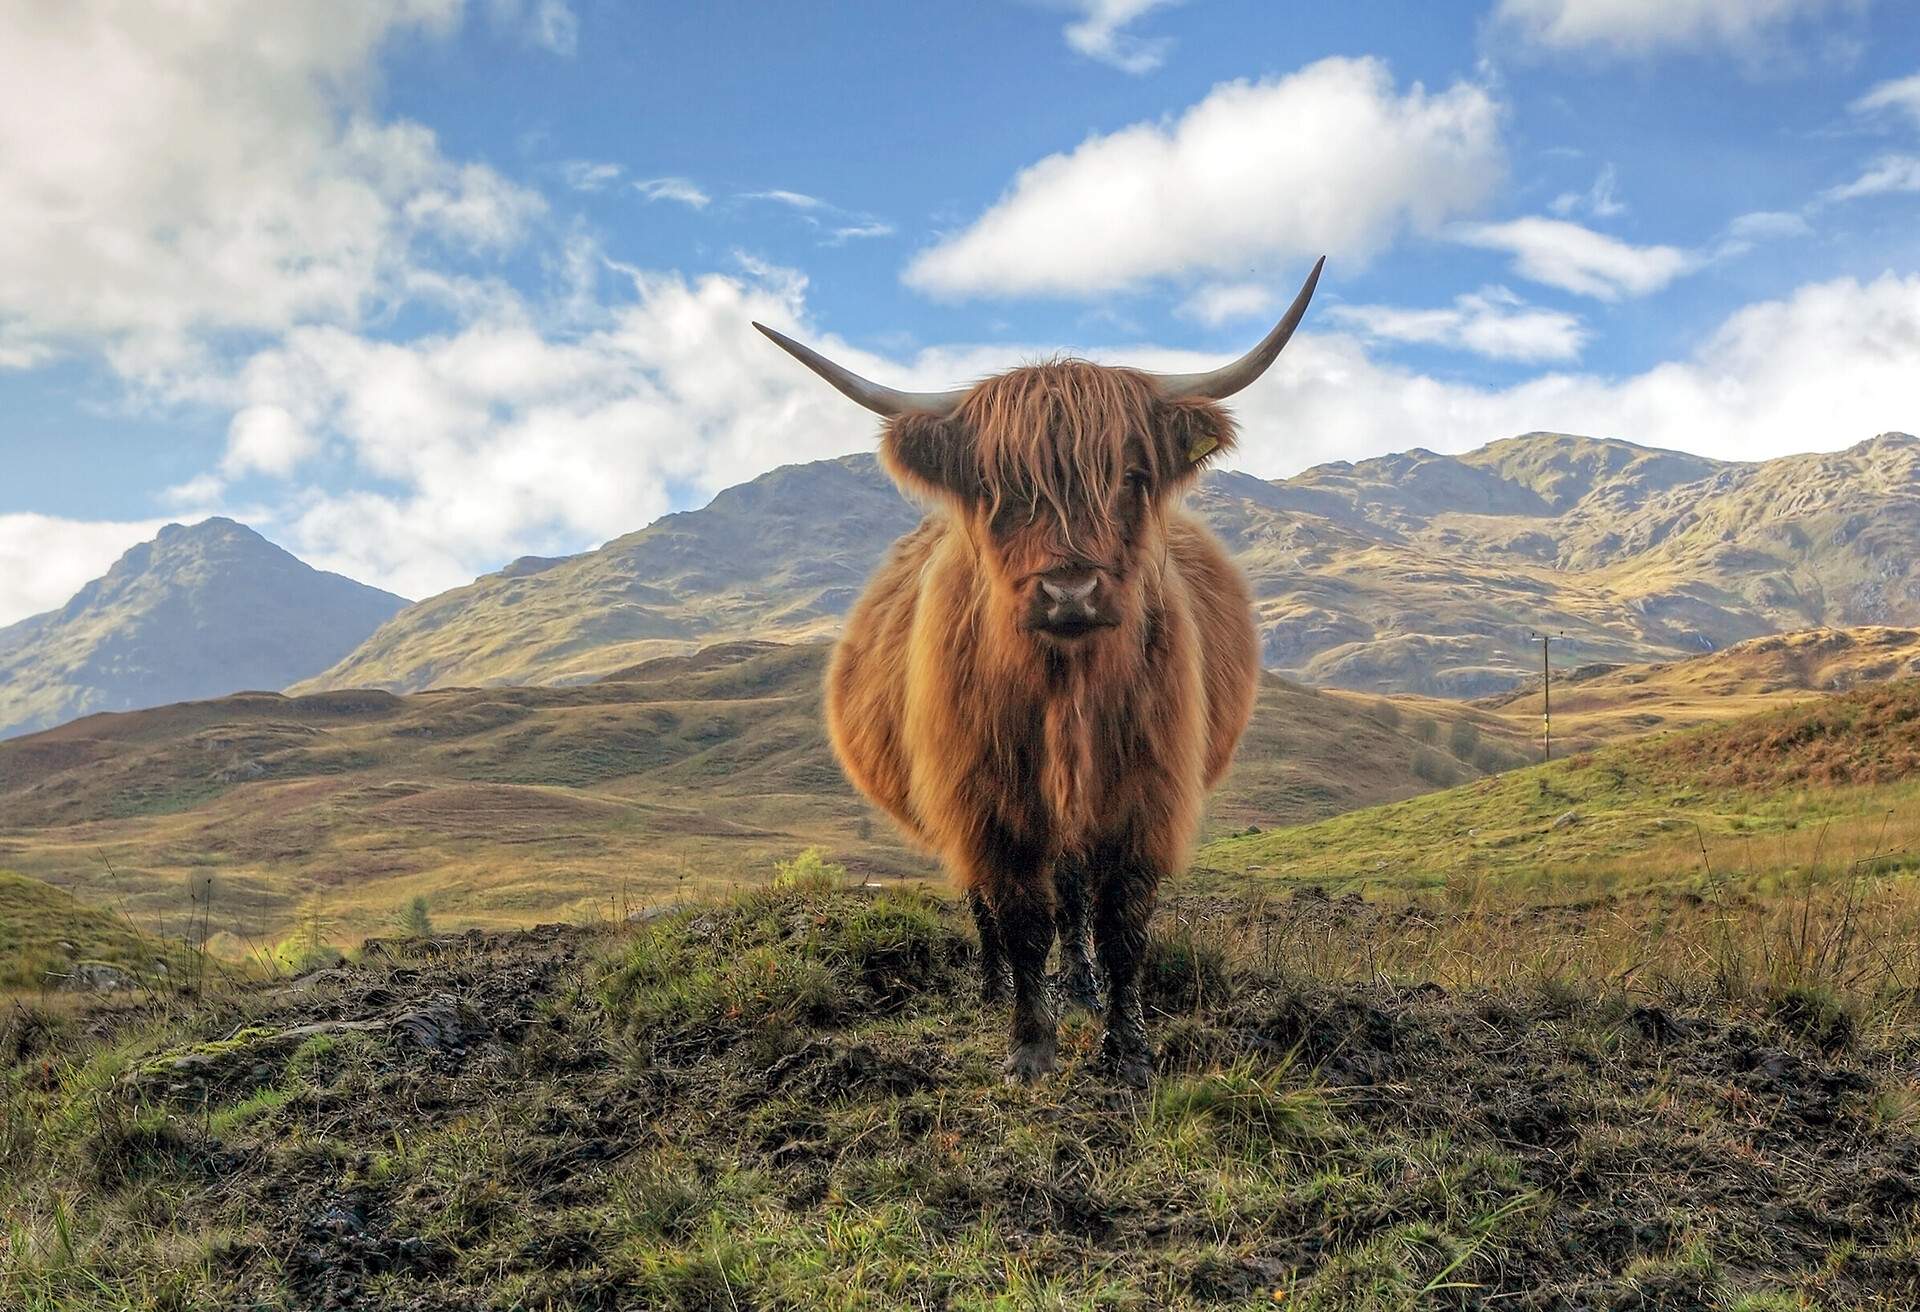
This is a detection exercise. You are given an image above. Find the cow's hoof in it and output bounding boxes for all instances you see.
[1098,1040,1153,1089]
[1003,1040,1059,1085]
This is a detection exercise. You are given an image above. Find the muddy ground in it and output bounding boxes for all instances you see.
[5,886,1919,1309]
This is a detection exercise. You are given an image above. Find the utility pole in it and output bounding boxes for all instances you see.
[1528,633,1563,762]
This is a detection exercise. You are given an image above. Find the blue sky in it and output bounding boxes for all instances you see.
[2,0,1918,623]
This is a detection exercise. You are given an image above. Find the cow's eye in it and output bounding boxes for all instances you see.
[1125,469,1150,495]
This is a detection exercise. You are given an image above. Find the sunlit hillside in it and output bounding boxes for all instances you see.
[1202,678,1920,896]
[0,643,1507,954]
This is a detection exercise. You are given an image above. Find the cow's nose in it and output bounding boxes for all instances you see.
[1039,570,1099,604]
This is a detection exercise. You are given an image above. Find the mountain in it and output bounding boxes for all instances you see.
[297,432,1920,699]
[297,456,920,693]
[0,641,1508,949]
[1206,431,1920,695]
[0,518,407,740]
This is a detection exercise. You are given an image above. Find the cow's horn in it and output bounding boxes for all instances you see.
[752,322,966,418]
[1152,257,1324,401]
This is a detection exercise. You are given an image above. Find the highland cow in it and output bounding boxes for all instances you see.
[755,259,1321,1085]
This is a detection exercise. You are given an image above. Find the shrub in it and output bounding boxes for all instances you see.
[1448,718,1481,760]
[399,895,433,938]
[1411,746,1454,786]
[771,847,847,893]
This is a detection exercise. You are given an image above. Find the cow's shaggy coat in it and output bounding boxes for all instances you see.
[824,362,1260,1083]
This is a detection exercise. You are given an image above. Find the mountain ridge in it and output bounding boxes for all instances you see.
[298,430,1920,700]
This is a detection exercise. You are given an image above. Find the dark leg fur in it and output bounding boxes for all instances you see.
[1052,858,1104,1014]
[991,879,1059,1084]
[1093,863,1160,1088]
[968,888,1013,1005]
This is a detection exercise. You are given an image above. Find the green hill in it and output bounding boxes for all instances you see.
[0,869,194,993]
[1202,678,1920,895]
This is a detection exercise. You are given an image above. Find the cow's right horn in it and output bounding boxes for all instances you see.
[753,323,967,418]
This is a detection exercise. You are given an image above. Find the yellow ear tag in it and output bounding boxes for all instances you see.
[1187,434,1218,463]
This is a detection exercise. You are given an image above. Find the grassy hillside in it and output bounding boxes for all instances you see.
[0,642,1506,956]
[1203,678,1920,895]
[0,870,197,994]
[7,877,1920,1309]
[298,432,1920,699]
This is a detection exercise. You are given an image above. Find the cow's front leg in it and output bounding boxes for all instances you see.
[981,855,1059,1084]
[967,888,1013,1005]
[1053,857,1104,1015]
[1094,860,1161,1088]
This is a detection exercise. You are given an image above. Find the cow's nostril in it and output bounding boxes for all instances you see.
[1040,575,1098,604]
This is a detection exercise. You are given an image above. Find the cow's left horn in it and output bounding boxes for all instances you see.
[1152,256,1324,402]
[753,323,966,418]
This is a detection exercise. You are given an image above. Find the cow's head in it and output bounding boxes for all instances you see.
[756,259,1321,645]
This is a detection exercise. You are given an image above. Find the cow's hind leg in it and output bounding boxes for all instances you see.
[1052,857,1103,1014]
[968,888,1013,1005]
[1093,861,1160,1088]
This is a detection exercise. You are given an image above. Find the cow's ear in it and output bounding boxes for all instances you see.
[881,412,980,501]
[1155,398,1237,487]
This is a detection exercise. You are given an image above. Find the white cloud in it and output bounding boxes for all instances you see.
[633,176,711,208]
[742,189,893,245]
[486,0,578,55]
[904,57,1505,299]
[828,222,897,243]
[0,2,542,372]
[1201,272,1920,480]
[1548,163,1627,218]
[1493,0,1857,57]
[1850,70,1920,128]
[223,405,319,478]
[161,474,229,510]
[1822,154,1920,202]
[1328,288,1588,362]
[561,160,624,192]
[745,190,828,211]
[195,259,918,601]
[1451,217,1695,300]
[1176,283,1280,327]
[1059,0,1180,74]
[0,515,170,628]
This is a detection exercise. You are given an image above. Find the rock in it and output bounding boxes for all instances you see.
[1551,809,1579,830]
[62,961,135,992]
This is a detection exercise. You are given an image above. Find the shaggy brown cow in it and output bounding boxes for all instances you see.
[755,259,1321,1085]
